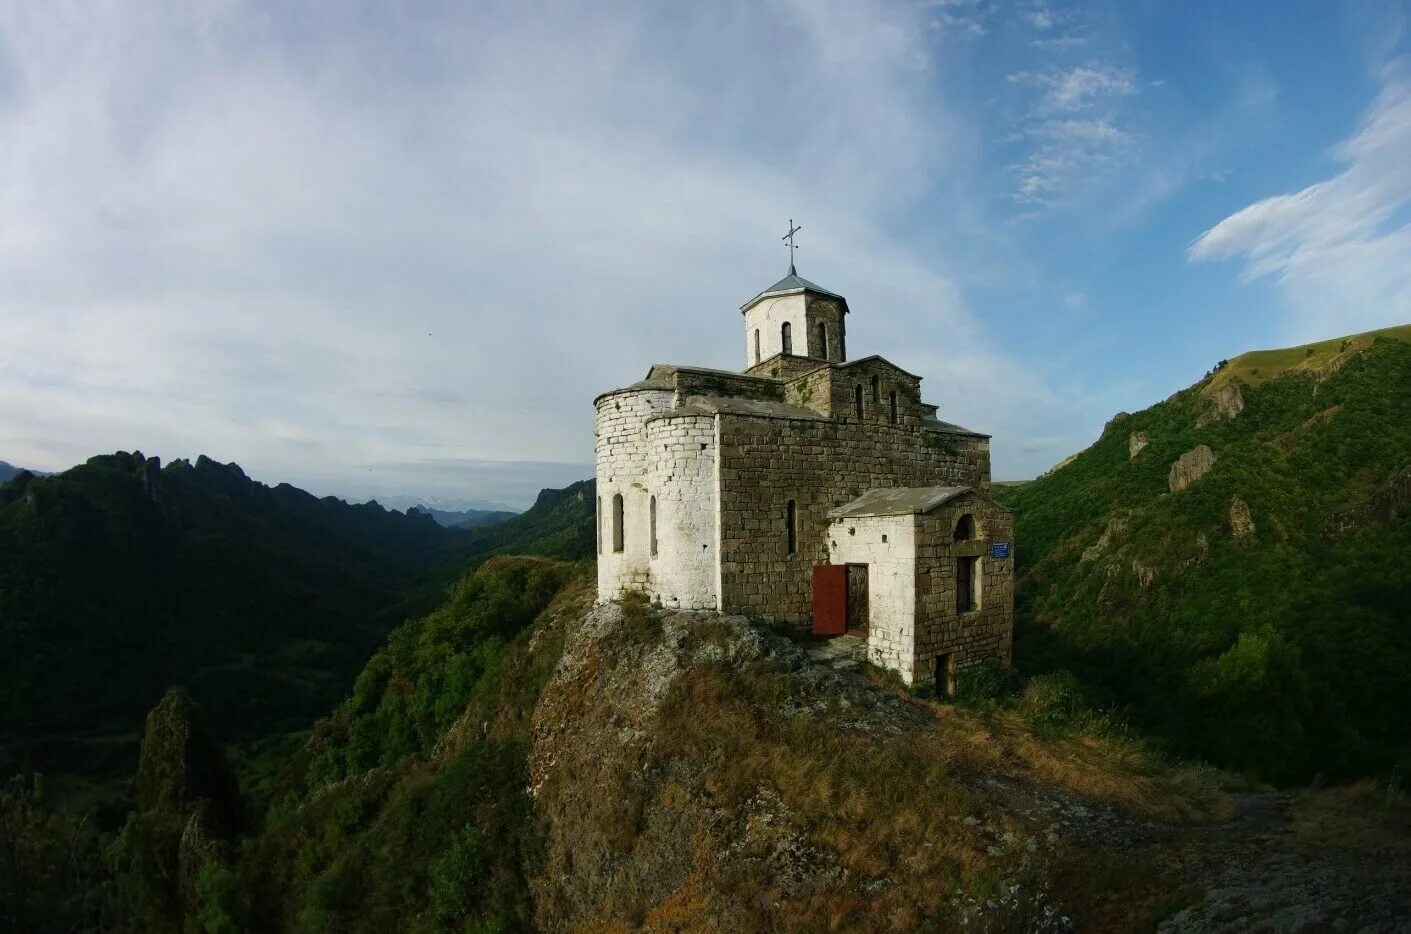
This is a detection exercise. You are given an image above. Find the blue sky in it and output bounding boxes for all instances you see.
[2,1,1409,507]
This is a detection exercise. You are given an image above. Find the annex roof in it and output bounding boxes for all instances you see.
[740,271,850,314]
[827,485,973,519]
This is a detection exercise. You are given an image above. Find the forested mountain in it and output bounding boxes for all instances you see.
[998,327,1411,783]
[0,461,33,484]
[0,453,594,795]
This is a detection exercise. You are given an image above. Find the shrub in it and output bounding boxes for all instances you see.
[429,824,487,920]
[953,659,1020,707]
[1017,671,1095,737]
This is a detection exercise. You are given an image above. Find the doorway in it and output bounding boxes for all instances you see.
[935,652,956,698]
[845,564,869,635]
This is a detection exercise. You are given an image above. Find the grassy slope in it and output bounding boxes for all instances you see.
[1207,324,1411,392]
[997,335,1411,783]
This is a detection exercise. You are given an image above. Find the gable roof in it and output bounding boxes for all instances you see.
[740,271,850,314]
[827,486,972,519]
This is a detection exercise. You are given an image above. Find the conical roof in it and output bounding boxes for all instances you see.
[741,267,848,313]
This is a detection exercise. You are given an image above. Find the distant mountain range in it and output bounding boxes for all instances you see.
[0,451,594,796]
[365,493,520,514]
[0,460,49,483]
[408,505,519,528]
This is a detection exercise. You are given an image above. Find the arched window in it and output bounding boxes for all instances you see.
[781,322,792,355]
[815,322,828,359]
[870,374,879,403]
[612,493,624,553]
[597,496,603,553]
[754,329,761,363]
[889,389,898,424]
[649,496,658,557]
[954,513,975,541]
[786,499,797,555]
[853,384,863,420]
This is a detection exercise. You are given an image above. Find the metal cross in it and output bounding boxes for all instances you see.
[782,219,801,274]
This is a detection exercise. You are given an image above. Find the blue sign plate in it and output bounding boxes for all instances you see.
[990,542,1011,559]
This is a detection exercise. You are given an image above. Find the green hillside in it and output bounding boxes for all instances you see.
[0,454,595,800]
[998,333,1411,782]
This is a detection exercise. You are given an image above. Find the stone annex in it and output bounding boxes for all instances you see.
[593,251,1014,691]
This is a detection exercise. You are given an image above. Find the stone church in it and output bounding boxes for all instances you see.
[594,255,1014,691]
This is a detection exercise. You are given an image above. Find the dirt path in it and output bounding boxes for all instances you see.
[1154,792,1411,933]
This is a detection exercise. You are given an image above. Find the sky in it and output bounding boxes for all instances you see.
[2,1,1410,509]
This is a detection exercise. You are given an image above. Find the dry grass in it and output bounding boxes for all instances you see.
[642,661,1226,931]
[929,704,1230,824]
[1291,779,1411,856]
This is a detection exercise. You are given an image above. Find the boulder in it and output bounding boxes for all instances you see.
[1129,432,1149,459]
[1169,445,1216,493]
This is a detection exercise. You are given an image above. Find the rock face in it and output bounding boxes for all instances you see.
[529,603,938,930]
[134,688,241,834]
[1129,432,1149,459]
[1229,497,1256,544]
[1326,466,1411,536]
[1131,559,1157,589]
[1169,445,1216,493]
[1197,383,1245,427]
[1082,514,1130,563]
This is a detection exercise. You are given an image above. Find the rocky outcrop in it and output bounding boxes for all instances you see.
[1082,514,1130,563]
[1197,383,1244,427]
[134,689,241,834]
[1169,445,1216,493]
[528,602,1193,931]
[1229,497,1256,545]
[1131,559,1157,589]
[1104,412,1130,435]
[1129,431,1149,459]
[1326,466,1411,536]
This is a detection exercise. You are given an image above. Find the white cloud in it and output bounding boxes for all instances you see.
[1009,63,1138,113]
[0,1,1083,499]
[1189,65,1411,339]
[1004,58,1141,206]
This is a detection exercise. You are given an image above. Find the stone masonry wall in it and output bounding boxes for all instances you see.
[746,354,829,382]
[804,295,846,363]
[827,514,916,677]
[595,387,674,600]
[912,495,1014,686]
[643,411,718,610]
[716,413,991,625]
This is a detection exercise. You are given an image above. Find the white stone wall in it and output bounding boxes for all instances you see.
[827,515,918,683]
[595,387,673,600]
[643,412,719,610]
[743,294,807,367]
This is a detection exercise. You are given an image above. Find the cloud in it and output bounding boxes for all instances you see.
[0,1,1083,496]
[1009,63,1138,113]
[1189,65,1411,338]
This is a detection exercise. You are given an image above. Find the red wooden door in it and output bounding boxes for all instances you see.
[812,564,847,636]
